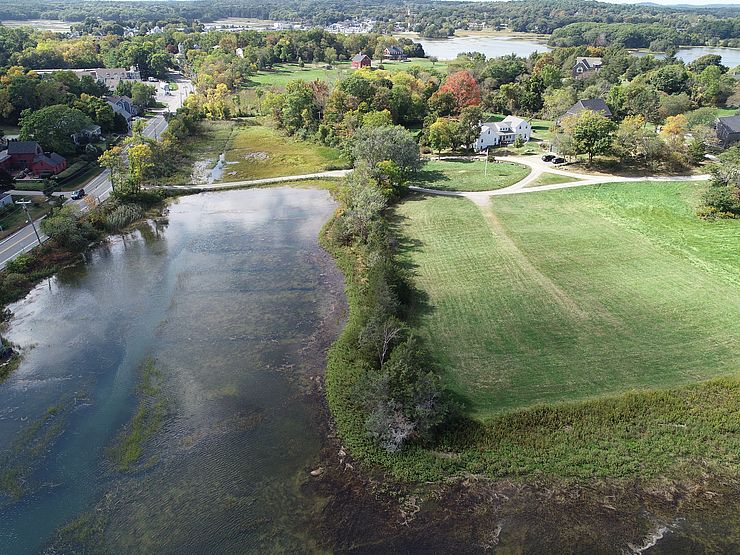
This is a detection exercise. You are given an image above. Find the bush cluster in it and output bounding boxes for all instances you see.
[324,157,452,454]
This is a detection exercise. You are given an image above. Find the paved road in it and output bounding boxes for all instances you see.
[410,155,711,206]
[0,115,168,269]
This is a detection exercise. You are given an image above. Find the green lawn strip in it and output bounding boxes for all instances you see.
[219,121,347,181]
[107,359,168,472]
[0,202,48,240]
[524,172,582,188]
[415,159,530,191]
[57,163,103,192]
[395,183,739,418]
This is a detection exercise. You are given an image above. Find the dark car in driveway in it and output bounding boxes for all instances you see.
[541,154,556,162]
[552,157,566,164]
[71,189,86,200]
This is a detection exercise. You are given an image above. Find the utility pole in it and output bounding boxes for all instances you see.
[17,200,42,246]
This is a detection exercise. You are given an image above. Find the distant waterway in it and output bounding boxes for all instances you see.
[416,34,740,68]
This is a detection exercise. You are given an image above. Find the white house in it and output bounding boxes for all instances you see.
[0,192,13,208]
[475,116,531,151]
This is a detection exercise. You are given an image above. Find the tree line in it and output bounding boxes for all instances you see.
[1,0,738,47]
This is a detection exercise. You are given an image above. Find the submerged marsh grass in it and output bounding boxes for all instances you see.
[107,359,168,472]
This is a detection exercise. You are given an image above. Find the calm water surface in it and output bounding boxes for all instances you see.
[0,188,344,553]
[417,34,740,67]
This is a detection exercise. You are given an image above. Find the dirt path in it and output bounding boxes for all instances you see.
[158,169,351,191]
[411,156,711,206]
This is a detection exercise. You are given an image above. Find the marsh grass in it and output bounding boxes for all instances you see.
[107,359,168,472]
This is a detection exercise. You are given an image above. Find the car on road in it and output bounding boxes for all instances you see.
[71,189,86,200]
[552,157,566,164]
[541,154,556,162]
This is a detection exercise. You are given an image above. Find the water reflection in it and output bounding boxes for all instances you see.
[0,187,343,553]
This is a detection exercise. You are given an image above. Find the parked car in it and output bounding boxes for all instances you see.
[552,157,566,164]
[541,154,556,162]
[71,188,86,200]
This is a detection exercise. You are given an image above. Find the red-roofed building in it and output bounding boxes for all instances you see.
[351,53,371,69]
[0,141,67,177]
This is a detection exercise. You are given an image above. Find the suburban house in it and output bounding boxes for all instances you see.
[0,192,13,208]
[71,124,102,145]
[475,116,532,151]
[105,95,138,126]
[559,98,612,124]
[572,56,603,79]
[351,53,372,69]
[715,115,740,147]
[0,141,67,176]
[383,45,406,61]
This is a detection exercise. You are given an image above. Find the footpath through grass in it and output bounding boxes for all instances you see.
[525,172,581,188]
[395,181,739,417]
[416,159,530,192]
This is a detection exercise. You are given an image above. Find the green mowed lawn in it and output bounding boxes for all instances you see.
[395,181,739,419]
[220,121,346,181]
[416,159,530,191]
[247,59,448,89]
[524,172,581,188]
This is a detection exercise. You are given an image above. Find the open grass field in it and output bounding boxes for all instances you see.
[220,121,346,181]
[416,159,530,191]
[247,58,448,89]
[524,172,581,188]
[395,181,739,419]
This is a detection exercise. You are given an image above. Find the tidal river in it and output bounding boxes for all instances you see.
[1,187,736,553]
[0,188,346,553]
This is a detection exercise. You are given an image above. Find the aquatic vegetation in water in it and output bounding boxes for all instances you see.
[0,404,68,502]
[107,359,169,472]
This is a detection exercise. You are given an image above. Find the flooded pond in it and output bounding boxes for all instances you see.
[0,187,736,553]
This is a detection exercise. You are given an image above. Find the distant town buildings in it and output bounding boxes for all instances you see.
[326,19,376,34]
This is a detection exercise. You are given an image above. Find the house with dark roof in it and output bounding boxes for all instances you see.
[351,53,372,69]
[559,99,612,124]
[716,115,740,148]
[105,95,138,126]
[0,141,67,176]
[383,45,406,61]
[572,56,603,79]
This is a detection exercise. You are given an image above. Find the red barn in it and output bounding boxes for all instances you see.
[351,53,371,69]
[0,141,67,177]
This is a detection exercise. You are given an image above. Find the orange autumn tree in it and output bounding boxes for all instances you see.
[438,70,481,114]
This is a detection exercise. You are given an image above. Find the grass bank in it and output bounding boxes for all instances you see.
[323,180,739,483]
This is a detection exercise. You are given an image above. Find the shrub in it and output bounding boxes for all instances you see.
[4,253,33,274]
[105,203,145,231]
